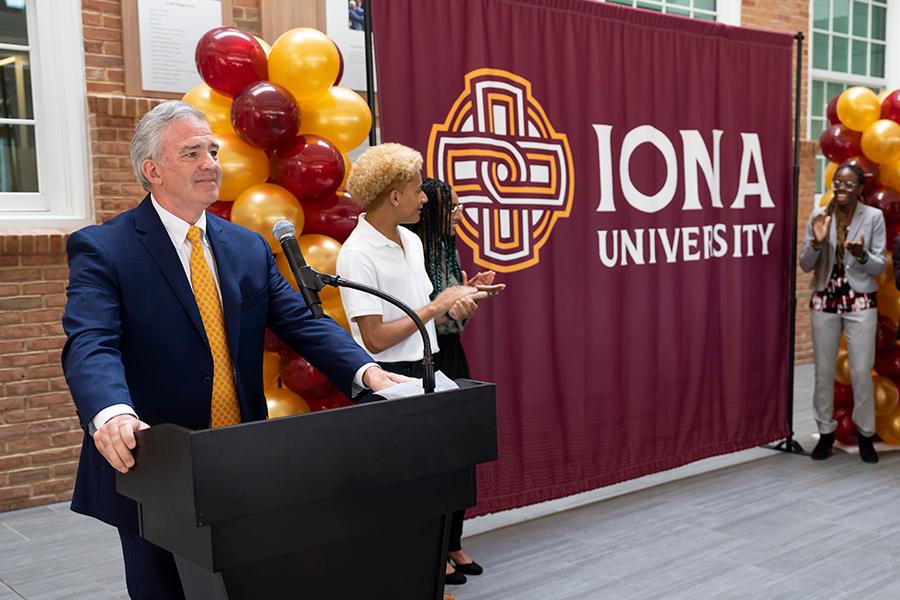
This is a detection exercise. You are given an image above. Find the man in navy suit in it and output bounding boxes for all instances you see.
[62,101,406,599]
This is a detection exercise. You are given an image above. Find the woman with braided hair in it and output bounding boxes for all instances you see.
[413,177,505,585]
[800,161,886,463]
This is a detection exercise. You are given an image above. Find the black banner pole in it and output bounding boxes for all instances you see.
[766,32,806,455]
[363,0,377,146]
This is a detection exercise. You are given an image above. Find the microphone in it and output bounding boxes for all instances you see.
[272,220,325,318]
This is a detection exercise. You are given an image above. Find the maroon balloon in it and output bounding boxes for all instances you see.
[819,124,862,164]
[888,221,900,248]
[876,345,900,381]
[264,329,290,354]
[301,189,362,243]
[826,94,841,125]
[270,135,344,202]
[206,200,233,221]
[876,315,899,354]
[833,407,858,445]
[231,81,300,150]
[333,42,345,86]
[866,187,900,226]
[881,90,900,124]
[195,27,268,97]
[279,351,338,401]
[834,381,854,411]
[306,391,352,412]
[842,156,880,195]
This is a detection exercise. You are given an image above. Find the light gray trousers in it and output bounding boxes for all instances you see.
[811,308,877,436]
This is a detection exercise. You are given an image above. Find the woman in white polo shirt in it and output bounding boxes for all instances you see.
[336,142,483,377]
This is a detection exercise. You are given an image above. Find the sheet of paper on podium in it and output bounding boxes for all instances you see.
[374,371,459,401]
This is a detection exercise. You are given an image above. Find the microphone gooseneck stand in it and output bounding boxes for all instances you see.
[320,272,436,395]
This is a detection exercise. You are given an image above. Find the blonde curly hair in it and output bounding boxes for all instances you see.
[346,143,423,208]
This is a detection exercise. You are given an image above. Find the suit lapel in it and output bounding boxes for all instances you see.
[135,196,209,347]
[206,217,242,359]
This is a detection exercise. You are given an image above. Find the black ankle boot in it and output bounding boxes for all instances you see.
[858,434,879,464]
[811,433,835,460]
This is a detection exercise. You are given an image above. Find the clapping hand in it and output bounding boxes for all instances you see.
[845,232,866,258]
[812,213,831,245]
[462,270,506,297]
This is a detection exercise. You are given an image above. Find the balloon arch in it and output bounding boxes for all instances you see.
[818,87,900,444]
[185,26,371,417]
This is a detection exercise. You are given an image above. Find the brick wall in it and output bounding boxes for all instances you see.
[0,235,79,510]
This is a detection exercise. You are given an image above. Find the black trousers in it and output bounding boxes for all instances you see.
[379,347,467,552]
[118,528,185,600]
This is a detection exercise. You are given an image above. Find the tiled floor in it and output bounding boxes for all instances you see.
[5,363,894,599]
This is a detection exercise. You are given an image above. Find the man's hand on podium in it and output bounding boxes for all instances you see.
[94,414,150,473]
[362,366,413,391]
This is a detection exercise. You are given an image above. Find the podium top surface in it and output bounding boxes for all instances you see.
[117,380,496,526]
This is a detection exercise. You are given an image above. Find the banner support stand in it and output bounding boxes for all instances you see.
[364,0,377,146]
[764,31,806,456]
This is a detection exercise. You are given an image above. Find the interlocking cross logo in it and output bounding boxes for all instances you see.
[428,68,574,272]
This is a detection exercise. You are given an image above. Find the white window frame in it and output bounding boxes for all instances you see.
[598,0,741,24]
[0,0,92,231]
[886,0,900,89]
[807,0,897,197]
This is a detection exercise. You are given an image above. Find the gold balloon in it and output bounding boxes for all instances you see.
[215,132,270,201]
[818,189,834,208]
[873,374,900,417]
[298,233,342,301]
[877,404,900,444]
[269,28,340,102]
[272,251,336,302]
[879,159,900,192]
[323,294,350,331]
[183,83,234,135]
[837,87,882,132]
[877,90,892,104]
[263,350,281,388]
[823,161,838,191]
[266,386,310,419]
[877,251,894,289]
[298,87,372,153]
[878,284,900,324]
[340,152,351,188]
[861,119,900,165]
[839,334,847,351]
[835,350,852,386]
[254,35,272,57]
[298,234,341,273]
[231,183,305,253]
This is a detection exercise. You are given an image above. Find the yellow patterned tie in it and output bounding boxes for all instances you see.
[186,226,241,428]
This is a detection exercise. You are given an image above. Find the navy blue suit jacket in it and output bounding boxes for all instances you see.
[62,196,373,531]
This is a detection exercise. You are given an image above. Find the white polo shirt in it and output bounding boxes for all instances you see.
[336,214,440,362]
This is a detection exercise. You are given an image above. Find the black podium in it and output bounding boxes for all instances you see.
[116,380,496,600]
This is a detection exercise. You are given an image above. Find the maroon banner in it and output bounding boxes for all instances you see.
[374,0,793,516]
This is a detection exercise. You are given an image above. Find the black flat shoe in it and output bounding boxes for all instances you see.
[811,433,835,460]
[858,434,879,464]
[452,559,483,576]
[444,568,467,586]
